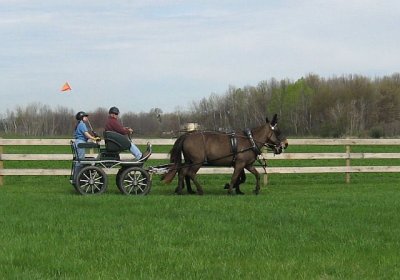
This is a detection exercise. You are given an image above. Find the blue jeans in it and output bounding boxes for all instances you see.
[130,143,142,159]
[73,139,86,180]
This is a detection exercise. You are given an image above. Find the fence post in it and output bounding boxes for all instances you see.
[0,138,3,186]
[345,145,351,184]
[263,173,268,186]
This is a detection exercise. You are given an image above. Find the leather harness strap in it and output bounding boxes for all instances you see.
[228,129,263,166]
[201,132,209,164]
[244,128,262,155]
[229,132,238,164]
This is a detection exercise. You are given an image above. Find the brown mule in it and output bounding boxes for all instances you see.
[162,114,288,195]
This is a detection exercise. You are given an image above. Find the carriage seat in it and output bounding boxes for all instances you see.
[98,131,132,161]
[103,131,131,153]
[101,131,130,156]
[76,142,100,149]
[101,131,152,162]
[70,140,100,162]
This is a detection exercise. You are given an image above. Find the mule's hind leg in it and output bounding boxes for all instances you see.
[187,165,204,195]
[246,165,260,195]
[185,175,196,194]
[189,176,204,195]
[175,174,196,195]
[174,167,187,195]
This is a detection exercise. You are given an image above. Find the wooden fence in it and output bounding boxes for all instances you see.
[1,138,400,186]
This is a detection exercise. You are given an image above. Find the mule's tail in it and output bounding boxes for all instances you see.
[162,134,186,183]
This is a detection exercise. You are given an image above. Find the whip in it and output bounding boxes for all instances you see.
[86,119,100,140]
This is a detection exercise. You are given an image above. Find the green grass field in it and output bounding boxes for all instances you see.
[1,145,400,279]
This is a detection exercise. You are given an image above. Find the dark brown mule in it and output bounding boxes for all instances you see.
[162,114,288,195]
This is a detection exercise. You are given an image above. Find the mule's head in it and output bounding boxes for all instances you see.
[265,114,288,154]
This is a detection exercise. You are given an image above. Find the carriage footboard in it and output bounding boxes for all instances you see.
[147,164,172,175]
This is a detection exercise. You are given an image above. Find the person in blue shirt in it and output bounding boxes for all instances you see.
[73,111,99,179]
[74,111,99,156]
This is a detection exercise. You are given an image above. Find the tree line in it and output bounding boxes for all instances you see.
[1,73,400,138]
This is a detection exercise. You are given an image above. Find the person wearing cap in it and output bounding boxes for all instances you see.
[105,106,149,160]
[73,111,100,177]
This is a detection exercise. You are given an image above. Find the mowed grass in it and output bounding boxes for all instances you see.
[1,144,400,279]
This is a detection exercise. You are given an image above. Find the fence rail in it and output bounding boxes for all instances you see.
[1,138,400,185]
[2,138,400,146]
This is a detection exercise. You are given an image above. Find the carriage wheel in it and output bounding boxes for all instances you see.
[117,167,151,195]
[74,166,108,195]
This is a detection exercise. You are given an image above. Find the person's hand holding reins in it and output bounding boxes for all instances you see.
[126,127,133,134]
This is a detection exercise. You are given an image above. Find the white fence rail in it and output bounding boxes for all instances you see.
[1,138,400,185]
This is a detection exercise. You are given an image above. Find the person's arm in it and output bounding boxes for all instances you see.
[78,123,99,141]
[76,122,98,141]
[107,118,130,135]
[84,131,99,141]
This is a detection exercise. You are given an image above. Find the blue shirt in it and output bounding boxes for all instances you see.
[74,121,89,141]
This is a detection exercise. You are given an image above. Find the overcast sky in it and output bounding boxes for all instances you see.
[1,0,399,115]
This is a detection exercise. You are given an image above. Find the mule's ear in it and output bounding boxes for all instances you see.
[271,114,278,126]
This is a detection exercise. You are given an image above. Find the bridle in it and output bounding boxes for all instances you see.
[258,124,284,155]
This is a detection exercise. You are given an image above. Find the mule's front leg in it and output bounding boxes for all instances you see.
[235,170,246,195]
[246,165,260,195]
[228,167,244,195]
[224,170,245,194]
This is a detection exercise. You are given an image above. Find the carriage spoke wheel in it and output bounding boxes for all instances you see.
[118,167,151,195]
[75,166,108,195]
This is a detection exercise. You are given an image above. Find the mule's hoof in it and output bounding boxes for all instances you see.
[236,190,245,195]
[223,183,229,189]
[197,191,204,196]
[253,189,260,195]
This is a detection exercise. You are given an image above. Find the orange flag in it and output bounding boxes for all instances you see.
[61,82,71,92]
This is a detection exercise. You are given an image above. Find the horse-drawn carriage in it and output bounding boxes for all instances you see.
[69,115,288,196]
[70,131,154,195]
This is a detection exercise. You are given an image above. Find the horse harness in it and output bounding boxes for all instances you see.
[180,129,270,172]
[229,129,263,166]
[199,130,261,166]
